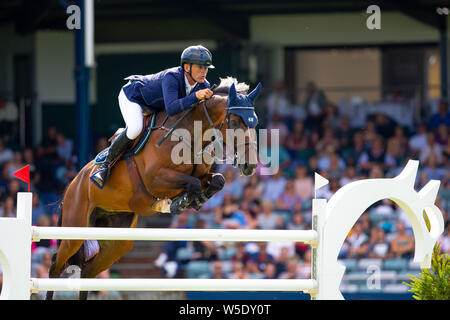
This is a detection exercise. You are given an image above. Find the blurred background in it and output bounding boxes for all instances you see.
[0,0,449,300]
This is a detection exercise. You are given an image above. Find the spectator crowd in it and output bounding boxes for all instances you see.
[0,82,449,298]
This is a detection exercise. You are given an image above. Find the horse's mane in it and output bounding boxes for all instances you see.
[213,77,249,95]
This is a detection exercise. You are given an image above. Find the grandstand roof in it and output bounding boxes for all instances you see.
[1,0,448,41]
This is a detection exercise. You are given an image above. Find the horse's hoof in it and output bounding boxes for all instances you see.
[169,194,189,214]
[152,198,172,213]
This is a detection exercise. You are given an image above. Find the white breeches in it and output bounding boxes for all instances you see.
[118,88,143,139]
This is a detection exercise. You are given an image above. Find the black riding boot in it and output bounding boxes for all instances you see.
[90,129,133,189]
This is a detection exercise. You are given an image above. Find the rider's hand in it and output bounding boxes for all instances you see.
[196,89,213,101]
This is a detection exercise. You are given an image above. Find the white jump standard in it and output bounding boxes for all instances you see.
[0,160,444,300]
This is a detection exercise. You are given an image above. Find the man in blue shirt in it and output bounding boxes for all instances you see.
[91,45,215,189]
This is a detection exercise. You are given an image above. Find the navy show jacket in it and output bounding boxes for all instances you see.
[121,66,210,116]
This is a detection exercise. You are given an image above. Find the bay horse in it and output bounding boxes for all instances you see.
[46,77,261,300]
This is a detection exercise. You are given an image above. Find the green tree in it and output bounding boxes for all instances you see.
[403,243,450,300]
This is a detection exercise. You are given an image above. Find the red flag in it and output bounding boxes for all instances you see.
[14,165,30,192]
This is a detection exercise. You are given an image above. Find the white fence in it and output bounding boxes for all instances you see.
[0,160,444,300]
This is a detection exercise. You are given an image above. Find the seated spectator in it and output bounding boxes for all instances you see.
[241,189,257,211]
[327,153,346,180]
[391,125,408,154]
[153,213,190,277]
[0,138,13,167]
[374,113,396,139]
[419,132,443,165]
[293,165,313,202]
[385,137,405,169]
[315,128,340,159]
[210,260,226,279]
[257,201,280,230]
[273,246,291,278]
[369,164,384,179]
[267,242,295,263]
[262,170,286,202]
[245,260,264,278]
[346,222,369,258]
[0,195,15,217]
[390,221,415,259]
[408,123,428,155]
[279,256,299,279]
[422,153,446,181]
[358,136,386,175]
[250,242,275,273]
[215,193,247,229]
[306,154,320,177]
[297,248,312,279]
[266,113,290,142]
[359,212,372,236]
[4,179,21,201]
[361,120,378,149]
[231,242,252,265]
[5,150,25,179]
[335,115,354,152]
[345,131,367,168]
[322,103,341,131]
[263,262,277,279]
[192,219,218,261]
[367,227,390,259]
[285,119,309,158]
[56,132,74,163]
[221,167,243,201]
[32,193,48,225]
[36,251,53,278]
[243,176,263,203]
[276,179,301,213]
[428,99,450,130]
[229,261,250,279]
[239,201,259,229]
[287,211,307,230]
[339,165,358,186]
[435,123,448,147]
[32,215,57,255]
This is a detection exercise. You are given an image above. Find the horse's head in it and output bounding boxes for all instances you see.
[225,82,261,176]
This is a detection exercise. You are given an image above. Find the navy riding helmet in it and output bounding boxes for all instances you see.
[181,45,215,69]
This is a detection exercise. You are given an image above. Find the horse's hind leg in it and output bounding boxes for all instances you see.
[46,172,95,300]
[78,213,138,300]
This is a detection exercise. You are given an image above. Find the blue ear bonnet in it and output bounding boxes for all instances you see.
[226,82,261,128]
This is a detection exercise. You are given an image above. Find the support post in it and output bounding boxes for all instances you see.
[0,192,32,300]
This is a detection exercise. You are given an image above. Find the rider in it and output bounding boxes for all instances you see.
[90,45,215,189]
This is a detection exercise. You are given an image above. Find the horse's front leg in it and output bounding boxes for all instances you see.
[152,167,203,214]
[187,172,225,211]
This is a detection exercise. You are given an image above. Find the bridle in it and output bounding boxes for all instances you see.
[197,98,258,167]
